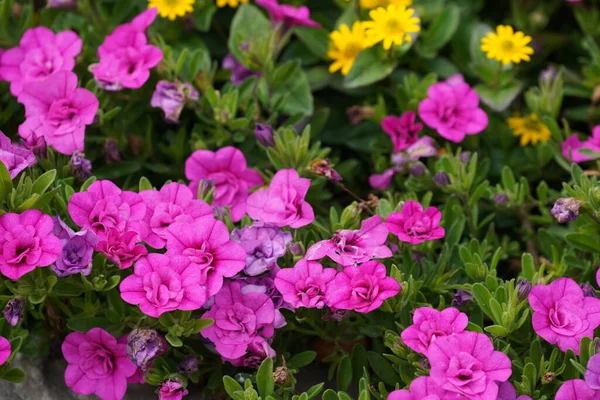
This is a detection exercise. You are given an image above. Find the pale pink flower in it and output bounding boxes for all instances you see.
[388,376,458,400]
[274,259,336,309]
[382,111,423,152]
[556,379,600,400]
[256,0,321,28]
[17,71,99,155]
[400,307,468,357]
[185,146,263,222]
[386,201,445,245]
[562,126,600,163]
[0,27,82,96]
[305,215,392,266]
[120,254,207,317]
[246,169,314,228]
[0,336,10,365]
[96,228,148,270]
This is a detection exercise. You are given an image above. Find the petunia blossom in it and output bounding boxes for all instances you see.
[0,210,62,280]
[556,379,600,400]
[274,259,337,309]
[528,277,600,355]
[0,27,82,96]
[185,146,264,222]
[388,376,458,400]
[0,131,36,178]
[0,336,10,365]
[246,168,314,228]
[369,168,396,190]
[305,215,392,266]
[96,228,148,270]
[586,354,600,390]
[256,0,321,29]
[386,201,445,245]
[400,307,468,357]
[562,126,600,163]
[51,217,98,277]
[382,111,423,152]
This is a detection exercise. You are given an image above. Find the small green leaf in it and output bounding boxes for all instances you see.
[1,368,25,383]
[288,351,317,369]
[165,332,183,347]
[367,351,397,386]
[344,48,397,89]
[336,355,352,391]
[256,358,274,398]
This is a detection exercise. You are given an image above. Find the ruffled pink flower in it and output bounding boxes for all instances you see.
[428,331,512,400]
[0,336,10,365]
[386,201,445,245]
[90,8,162,91]
[120,254,207,317]
[247,169,314,228]
[224,336,276,368]
[0,210,62,280]
[388,376,458,400]
[17,71,99,155]
[418,75,488,143]
[274,259,336,309]
[96,228,148,270]
[400,307,468,357]
[528,277,600,355]
[140,182,213,249]
[562,126,600,163]
[159,379,188,400]
[556,379,600,400]
[256,0,321,28]
[165,219,245,298]
[62,328,137,400]
[305,215,392,266]
[201,282,277,360]
[68,180,147,240]
[325,261,400,313]
[0,130,36,178]
[382,111,423,152]
[0,27,82,96]
[185,146,263,222]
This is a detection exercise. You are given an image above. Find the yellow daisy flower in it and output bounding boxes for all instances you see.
[216,0,249,8]
[480,25,534,65]
[507,113,551,146]
[149,0,195,20]
[358,0,412,9]
[328,22,368,76]
[363,5,421,50]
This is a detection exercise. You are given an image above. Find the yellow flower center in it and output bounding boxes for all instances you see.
[501,40,514,51]
[344,41,363,58]
[385,18,404,35]
[523,118,541,131]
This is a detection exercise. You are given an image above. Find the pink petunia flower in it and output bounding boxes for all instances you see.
[224,336,276,368]
[556,379,600,400]
[369,168,396,190]
[0,336,10,365]
[159,379,188,400]
[428,331,512,400]
[382,111,423,152]
[62,328,137,400]
[165,219,245,298]
[562,126,600,163]
[418,74,488,143]
[246,168,314,228]
[140,182,213,249]
[325,260,400,313]
[90,8,162,91]
[586,354,600,390]
[68,180,147,240]
[305,215,392,266]
[185,146,263,222]
[96,228,148,270]
[0,210,62,280]
[528,277,600,355]
[120,254,207,317]
[256,0,321,29]
[274,259,337,309]
[201,281,277,360]
[0,27,82,96]
[0,130,36,178]
[17,71,98,155]
[388,376,458,400]
[400,307,468,357]
[386,201,445,245]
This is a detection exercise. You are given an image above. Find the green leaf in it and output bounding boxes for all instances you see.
[295,26,329,59]
[256,358,274,398]
[1,368,25,383]
[484,325,509,336]
[31,170,56,195]
[344,48,397,89]
[139,176,153,191]
[165,332,183,347]
[223,376,244,398]
[53,282,84,297]
[288,351,317,369]
[193,318,214,333]
[269,61,314,116]
[0,160,13,198]
[476,81,523,112]
[306,383,325,399]
[322,389,339,400]
[336,355,352,391]
[416,5,460,58]
[192,3,217,32]
[521,253,535,281]
[228,4,271,62]
[351,344,368,384]
[565,233,600,253]
[67,317,111,332]
[367,351,397,386]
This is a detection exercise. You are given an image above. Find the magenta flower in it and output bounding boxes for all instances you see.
[185,146,263,222]
[428,331,512,399]
[0,131,36,178]
[386,201,445,245]
[225,336,276,368]
[151,80,199,124]
[0,27,82,96]
[400,307,468,357]
[140,182,213,249]
[305,215,392,266]
[17,71,99,155]
[0,210,62,280]
[388,376,457,400]
[201,282,277,360]
[120,254,207,317]
[222,53,262,85]
[256,0,321,29]
[0,336,10,365]
[369,168,396,190]
[556,379,600,400]
[62,328,137,400]
[96,228,148,270]
[68,180,147,240]
[562,126,600,163]
[496,381,533,400]
[274,259,336,309]
[586,354,600,390]
[382,111,423,152]
[325,261,400,313]
[247,169,314,228]
[418,75,488,143]
[528,277,600,355]
[165,219,245,298]
[159,379,188,400]
[91,8,162,91]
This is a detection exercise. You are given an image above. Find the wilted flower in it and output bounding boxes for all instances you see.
[254,123,275,147]
[3,297,24,327]
[309,159,342,183]
[452,290,472,307]
[158,379,188,400]
[230,223,292,276]
[433,171,451,186]
[178,356,198,375]
[0,131,36,178]
[126,329,166,372]
[151,80,199,124]
[103,138,120,164]
[551,197,583,223]
[273,359,290,385]
[21,131,47,158]
[517,279,532,301]
[69,151,93,182]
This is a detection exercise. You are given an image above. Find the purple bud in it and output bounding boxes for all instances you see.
[322,309,348,322]
[459,152,471,164]
[452,290,472,307]
[178,355,199,375]
[159,379,188,400]
[126,329,166,372]
[103,138,120,164]
[197,179,215,200]
[255,123,275,147]
[69,151,92,182]
[517,279,532,301]
[309,159,343,183]
[551,198,583,223]
[409,163,425,177]
[3,297,24,327]
[541,66,557,85]
[288,242,303,256]
[433,171,451,186]
[581,283,598,298]
[46,0,76,8]
[222,54,261,85]
[495,193,509,205]
[213,206,227,220]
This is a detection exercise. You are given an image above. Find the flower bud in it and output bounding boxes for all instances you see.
[288,242,303,256]
[47,0,76,8]
[409,163,425,177]
[254,123,275,147]
[346,106,374,125]
[433,172,451,186]
[517,279,532,301]
[459,152,471,164]
[126,329,166,372]
[69,151,92,182]
[551,198,583,223]
[3,297,24,327]
[309,159,342,183]
[197,179,215,202]
[178,355,199,375]
[452,290,472,307]
[494,193,509,205]
[581,283,598,298]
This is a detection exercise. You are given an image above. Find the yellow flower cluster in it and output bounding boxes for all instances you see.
[149,0,249,19]
[508,114,551,147]
[481,25,534,65]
